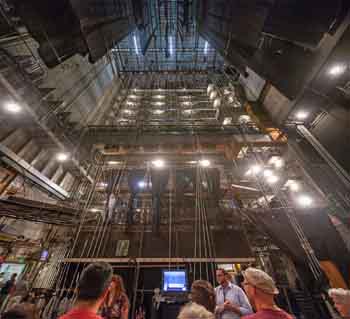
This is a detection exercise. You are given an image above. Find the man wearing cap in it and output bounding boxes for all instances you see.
[242,268,293,319]
[329,288,350,318]
[215,268,253,319]
[59,262,113,319]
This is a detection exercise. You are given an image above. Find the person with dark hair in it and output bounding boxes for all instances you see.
[102,275,129,319]
[0,273,17,307]
[190,280,216,313]
[59,262,113,319]
[2,303,38,319]
[242,268,293,319]
[215,268,252,319]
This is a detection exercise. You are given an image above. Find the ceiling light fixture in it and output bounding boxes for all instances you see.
[90,208,100,213]
[128,94,138,99]
[295,111,308,120]
[289,181,300,192]
[154,95,165,99]
[154,101,165,106]
[251,165,262,175]
[182,101,192,106]
[108,161,120,165]
[329,64,347,77]
[153,109,164,115]
[123,109,133,115]
[97,182,108,188]
[56,152,69,162]
[199,159,211,167]
[138,181,146,188]
[297,194,313,207]
[263,169,273,178]
[4,102,21,113]
[266,175,279,184]
[152,159,165,168]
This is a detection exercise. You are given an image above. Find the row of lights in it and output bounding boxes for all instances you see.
[246,161,314,207]
[151,158,210,168]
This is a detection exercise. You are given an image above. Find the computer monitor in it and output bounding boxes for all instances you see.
[162,270,188,293]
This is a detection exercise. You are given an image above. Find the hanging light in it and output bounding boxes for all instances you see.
[199,159,211,167]
[4,102,21,113]
[266,175,279,184]
[295,111,308,120]
[213,98,221,108]
[251,165,262,175]
[152,159,165,168]
[56,152,69,162]
[297,194,313,207]
[138,181,146,188]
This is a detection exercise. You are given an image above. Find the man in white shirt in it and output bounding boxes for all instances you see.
[215,268,253,319]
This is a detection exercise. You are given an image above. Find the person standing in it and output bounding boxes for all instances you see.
[241,268,293,319]
[215,268,253,319]
[59,262,113,319]
[0,273,17,308]
[103,275,129,319]
[191,280,216,313]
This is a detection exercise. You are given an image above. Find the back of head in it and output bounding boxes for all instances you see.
[77,262,113,302]
[329,288,350,304]
[243,267,279,296]
[191,280,216,313]
[178,303,214,319]
[2,304,36,319]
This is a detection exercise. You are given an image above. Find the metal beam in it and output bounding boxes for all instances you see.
[62,257,256,263]
[0,144,69,199]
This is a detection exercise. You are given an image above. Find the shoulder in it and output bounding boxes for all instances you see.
[231,284,245,294]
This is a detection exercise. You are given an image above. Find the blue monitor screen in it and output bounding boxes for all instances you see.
[162,270,188,293]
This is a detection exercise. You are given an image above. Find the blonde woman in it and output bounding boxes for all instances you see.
[103,275,129,319]
[178,303,214,319]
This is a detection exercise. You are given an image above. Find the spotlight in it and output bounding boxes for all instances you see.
[297,194,313,207]
[56,152,69,162]
[251,165,262,175]
[108,161,120,165]
[269,156,284,169]
[152,159,165,168]
[263,169,273,178]
[123,109,133,115]
[289,181,300,192]
[128,94,138,99]
[90,208,100,213]
[153,109,164,115]
[97,182,108,188]
[199,159,211,167]
[138,181,146,188]
[266,175,279,184]
[4,102,21,113]
[295,111,308,120]
[329,64,346,77]
[154,95,165,99]
[181,101,192,106]
[153,101,165,106]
